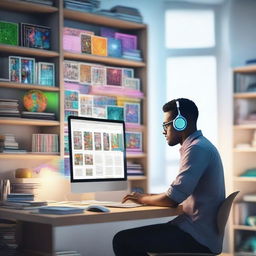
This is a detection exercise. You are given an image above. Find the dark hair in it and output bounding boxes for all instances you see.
[162,98,199,123]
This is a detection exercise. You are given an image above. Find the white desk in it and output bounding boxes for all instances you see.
[0,205,182,256]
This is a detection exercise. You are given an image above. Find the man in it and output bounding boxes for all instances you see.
[113,98,225,256]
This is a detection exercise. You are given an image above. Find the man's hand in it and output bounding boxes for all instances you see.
[122,192,148,204]
[122,192,178,207]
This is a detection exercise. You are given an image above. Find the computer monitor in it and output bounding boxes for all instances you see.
[68,116,128,193]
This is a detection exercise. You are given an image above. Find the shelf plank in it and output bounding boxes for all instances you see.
[128,176,147,181]
[125,124,145,132]
[233,176,256,182]
[0,118,60,126]
[234,65,256,73]
[233,224,256,231]
[64,9,146,30]
[0,44,59,57]
[0,82,59,91]
[0,0,58,13]
[234,124,256,129]
[234,92,256,99]
[64,51,146,68]
[0,153,60,160]
[127,152,146,159]
[233,148,256,152]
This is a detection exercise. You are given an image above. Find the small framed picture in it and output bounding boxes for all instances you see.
[81,33,92,54]
[92,35,108,57]
[64,61,79,82]
[106,67,122,87]
[122,68,134,78]
[21,23,51,50]
[107,106,124,121]
[79,94,93,117]
[124,102,140,124]
[37,62,55,86]
[123,77,140,90]
[126,132,142,152]
[92,106,107,119]
[91,66,106,86]
[65,90,79,110]
[20,57,35,84]
[9,56,21,82]
[79,63,92,84]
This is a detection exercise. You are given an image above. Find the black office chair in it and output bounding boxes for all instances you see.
[148,191,239,256]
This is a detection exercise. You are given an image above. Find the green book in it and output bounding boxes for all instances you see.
[0,21,19,46]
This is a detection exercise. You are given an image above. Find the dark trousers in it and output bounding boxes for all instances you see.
[113,222,212,256]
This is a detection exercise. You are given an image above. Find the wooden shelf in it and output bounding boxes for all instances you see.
[0,44,59,58]
[0,153,60,160]
[64,51,146,68]
[0,82,59,91]
[0,0,58,13]
[234,92,256,99]
[233,224,256,231]
[126,124,146,132]
[233,148,256,152]
[234,65,256,73]
[0,118,60,126]
[64,9,146,30]
[233,176,256,182]
[234,124,256,130]
[127,152,146,159]
[128,176,147,181]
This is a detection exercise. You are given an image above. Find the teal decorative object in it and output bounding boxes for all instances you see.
[240,168,256,177]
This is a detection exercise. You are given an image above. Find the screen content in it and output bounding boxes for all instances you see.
[69,117,126,181]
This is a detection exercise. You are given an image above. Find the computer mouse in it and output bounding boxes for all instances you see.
[86,205,110,213]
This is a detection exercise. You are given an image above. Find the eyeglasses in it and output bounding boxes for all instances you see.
[162,120,174,132]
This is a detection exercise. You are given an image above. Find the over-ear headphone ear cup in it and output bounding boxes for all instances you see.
[173,115,187,131]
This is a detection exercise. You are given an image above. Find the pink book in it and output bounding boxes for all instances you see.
[90,85,144,98]
[63,27,94,53]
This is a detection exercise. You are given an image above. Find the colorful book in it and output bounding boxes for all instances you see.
[114,32,137,52]
[37,62,55,86]
[107,38,122,58]
[21,23,51,50]
[0,21,19,46]
[92,36,107,56]
[63,27,94,53]
[106,67,122,86]
[81,33,92,54]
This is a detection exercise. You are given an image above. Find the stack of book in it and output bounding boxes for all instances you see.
[0,134,27,154]
[127,162,144,176]
[22,0,54,5]
[122,49,142,61]
[32,134,59,153]
[7,193,34,202]
[95,6,143,23]
[11,178,41,196]
[64,0,100,13]
[0,99,20,118]
[110,6,143,23]
[0,220,18,255]
[21,111,56,120]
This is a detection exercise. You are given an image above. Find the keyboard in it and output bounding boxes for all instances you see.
[57,200,143,208]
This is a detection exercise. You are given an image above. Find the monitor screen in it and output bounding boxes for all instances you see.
[68,116,128,193]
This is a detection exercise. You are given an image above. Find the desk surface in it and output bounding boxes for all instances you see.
[0,205,183,226]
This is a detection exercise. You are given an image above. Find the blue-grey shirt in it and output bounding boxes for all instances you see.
[166,130,225,253]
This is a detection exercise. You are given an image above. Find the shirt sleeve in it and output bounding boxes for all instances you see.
[166,145,211,204]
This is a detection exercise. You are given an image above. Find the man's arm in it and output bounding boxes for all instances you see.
[122,192,178,207]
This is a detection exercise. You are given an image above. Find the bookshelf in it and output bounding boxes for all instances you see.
[231,65,256,255]
[0,0,148,193]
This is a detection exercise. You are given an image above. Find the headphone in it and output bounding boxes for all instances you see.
[173,100,187,131]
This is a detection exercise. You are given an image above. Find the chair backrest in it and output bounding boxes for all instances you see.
[217,191,239,235]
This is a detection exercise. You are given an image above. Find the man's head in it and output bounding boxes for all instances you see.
[162,98,198,146]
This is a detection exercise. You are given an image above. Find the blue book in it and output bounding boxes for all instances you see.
[108,38,122,58]
[38,206,85,215]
